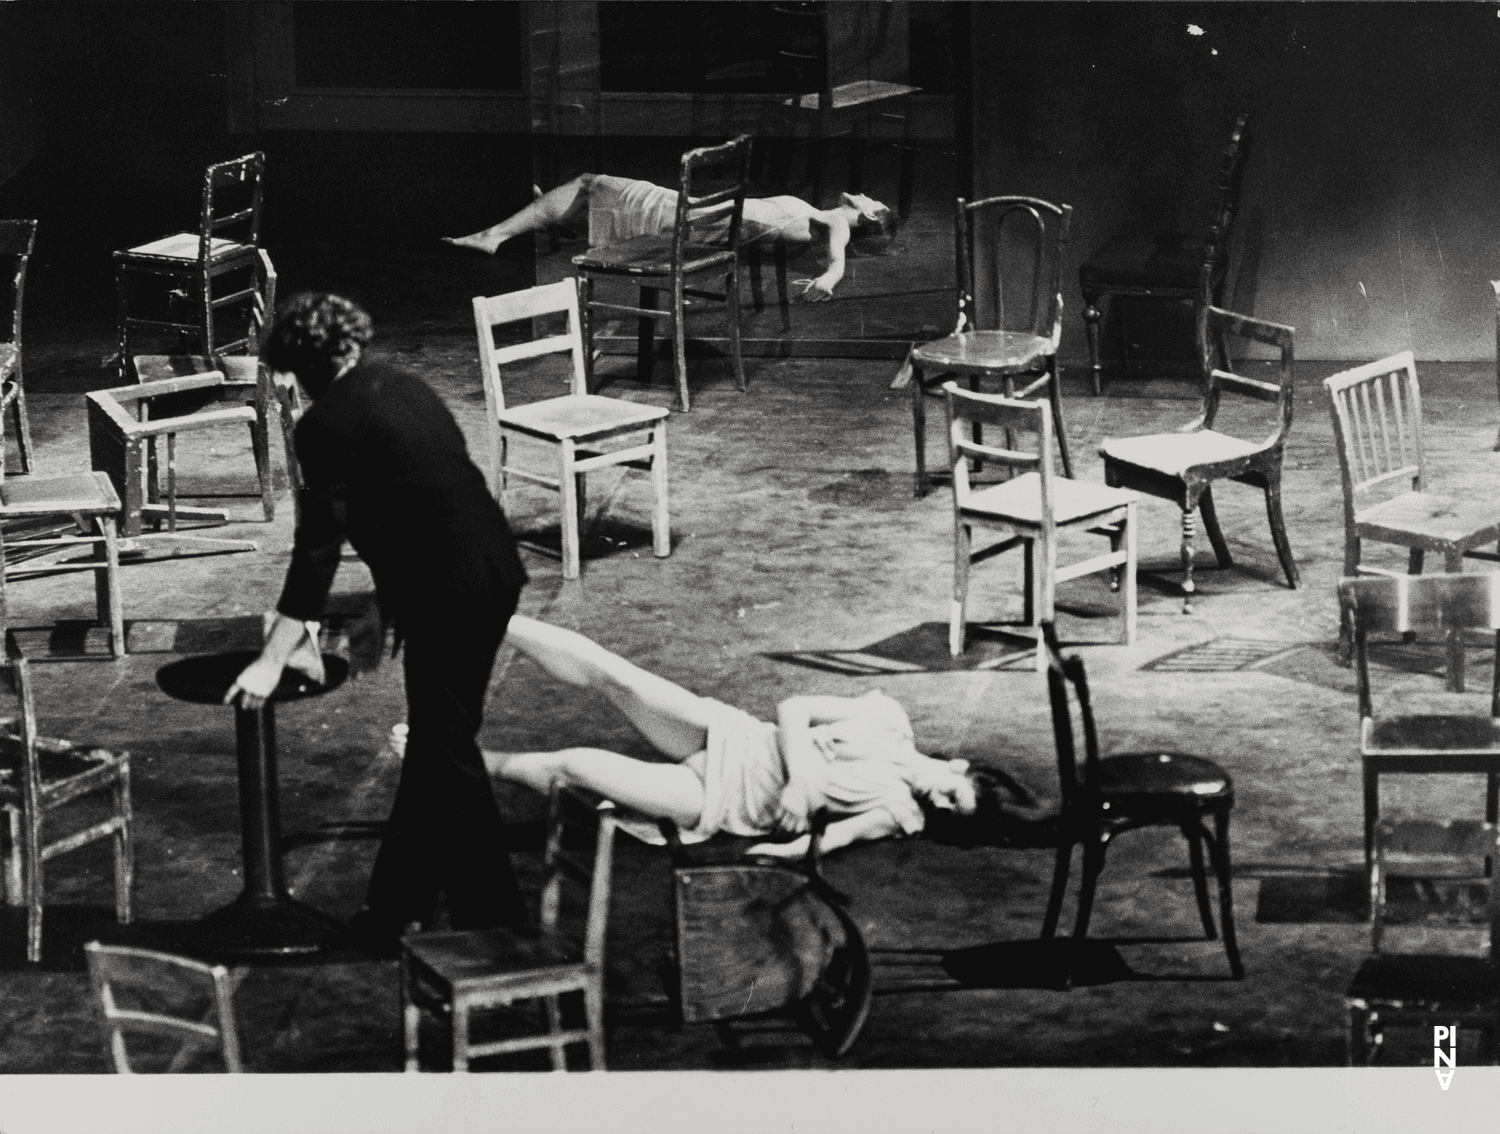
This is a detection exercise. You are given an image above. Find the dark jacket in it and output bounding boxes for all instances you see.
[276,359,527,628]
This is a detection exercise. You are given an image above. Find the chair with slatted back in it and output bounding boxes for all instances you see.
[1098,304,1299,614]
[1339,573,1500,891]
[1346,818,1500,1066]
[1326,352,1500,669]
[945,384,1137,670]
[1080,113,1249,395]
[474,280,670,580]
[84,942,242,1072]
[0,220,38,475]
[0,655,133,963]
[910,196,1074,496]
[572,135,751,413]
[400,782,616,1071]
[114,152,266,378]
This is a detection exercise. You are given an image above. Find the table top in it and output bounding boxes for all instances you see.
[156,650,349,707]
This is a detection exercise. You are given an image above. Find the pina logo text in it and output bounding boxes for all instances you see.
[1434,1025,1457,1089]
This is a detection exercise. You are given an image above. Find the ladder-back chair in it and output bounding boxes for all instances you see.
[911,195,1074,496]
[473,280,670,579]
[1099,303,1299,614]
[0,219,37,474]
[573,135,751,412]
[84,941,242,1072]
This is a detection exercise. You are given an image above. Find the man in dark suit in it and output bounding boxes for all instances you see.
[228,292,529,954]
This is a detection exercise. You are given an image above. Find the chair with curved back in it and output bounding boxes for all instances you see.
[910,195,1074,497]
[0,219,38,475]
[1079,113,1250,395]
[1098,300,1299,614]
[573,135,751,413]
[1040,621,1243,988]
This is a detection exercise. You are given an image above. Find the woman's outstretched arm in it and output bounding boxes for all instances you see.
[794,212,852,302]
[748,807,901,859]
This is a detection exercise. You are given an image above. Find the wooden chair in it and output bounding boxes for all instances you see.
[0,220,37,475]
[114,152,266,377]
[84,942,242,1072]
[0,656,133,963]
[473,280,670,580]
[1080,113,1250,395]
[1039,621,1243,987]
[1099,305,1299,614]
[0,471,125,659]
[1339,573,1500,889]
[1326,352,1500,669]
[400,782,617,1071]
[572,135,751,413]
[945,385,1137,670]
[911,196,1074,497]
[1346,818,1500,1066]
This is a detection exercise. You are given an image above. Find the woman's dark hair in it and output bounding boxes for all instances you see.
[850,205,898,254]
[919,764,1057,849]
[264,292,374,399]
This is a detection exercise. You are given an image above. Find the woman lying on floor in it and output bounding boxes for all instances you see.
[442,174,896,302]
[486,616,1047,857]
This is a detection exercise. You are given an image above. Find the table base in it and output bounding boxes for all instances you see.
[196,893,342,959]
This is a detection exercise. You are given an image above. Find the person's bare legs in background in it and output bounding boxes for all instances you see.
[442,176,592,254]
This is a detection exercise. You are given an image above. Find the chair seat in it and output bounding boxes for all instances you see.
[911,330,1054,376]
[1346,952,1500,1011]
[1079,232,1204,293]
[573,236,736,278]
[500,394,669,442]
[1363,715,1500,756]
[786,78,920,112]
[1096,751,1233,803]
[1099,429,1263,477]
[133,354,261,388]
[405,926,586,995]
[119,233,255,265]
[1356,491,1500,547]
[0,471,120,517]
[961,471,1138,527]
[0,731,125,806]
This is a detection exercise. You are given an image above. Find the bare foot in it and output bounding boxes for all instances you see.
[482,749,519,777]
[441,232,501,254]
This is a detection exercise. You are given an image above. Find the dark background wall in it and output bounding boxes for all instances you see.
[974,2,1500,363]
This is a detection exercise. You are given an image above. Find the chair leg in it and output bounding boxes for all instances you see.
[1363,764,1379,891]
[400,958,421,1072]
[1445,546,1466,692]
[671,272,690,413]
[1184,823,1218,940]
[113,771,133,924]
[249,418,274,522]
[1179,506,1198,615]
[1262,477,1300,589]
[1021,536,1036,628]
[1348,1007,1376,1067]
[1066,839,1106,987]
[1210,809,1244,979]
[650,423,671,559]
[585,980,607,1070]
[11,384,32,475]
[559,440,581,580]
[1120,502,1137,645]
[725,265,746,394]
[1338,535,1361,665]
[1197,486,1233,569]
[1045,357,1074,479]
[451,1001,470,1072]
[1,806,18,906]
[579,276,598,396]
[949,519,971,657]
[1036,530,1057,673]
[23,811,41,964]
[97,515,125,658]
[1081,290,1103,396]
[543,995,567,1071]
[911,366,929,498]
[1041,842,1073,940]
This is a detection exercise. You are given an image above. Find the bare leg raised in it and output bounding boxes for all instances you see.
[442,176,593,254]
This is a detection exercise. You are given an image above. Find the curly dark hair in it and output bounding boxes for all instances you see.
[264,292,374,399]
[919,764,1058,849]
[850,205,898,254]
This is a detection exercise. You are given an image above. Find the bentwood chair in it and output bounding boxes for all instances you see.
[85,942,242,1072]
[401,782,617,1072]
[911,196,1074,496]
[475,281,670,580]
[114,152,266,378]
[0,220,38,475]
[1326,352,1500,671]
[945,386,1137,670]
[1346,818,1500,1066]
[1339,573,1500,889]
[1080,113,1250,395]
[1040,621,1243,987]
[1,656,133,964]
[573,135,751,412]
[1099,304,1299,614]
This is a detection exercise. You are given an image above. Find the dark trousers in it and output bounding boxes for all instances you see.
[363,593,527,930]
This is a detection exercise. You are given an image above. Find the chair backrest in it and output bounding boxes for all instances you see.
[540,782,617,973]
[1324,352,1425,527]
[84,941,243,1072]
[956,195,1071,345]
[1370,818,1500,960]
[1338,573,1500,720]
[1040,621,1102,817]
[672,134,753,264]
[0,654,46,818]
[0,219,37,349]
[1192,306,1295,449]
[199,152,265,260]
[471,280,588,490]
[944,383,1056,529]
[1200,113,1251,295]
